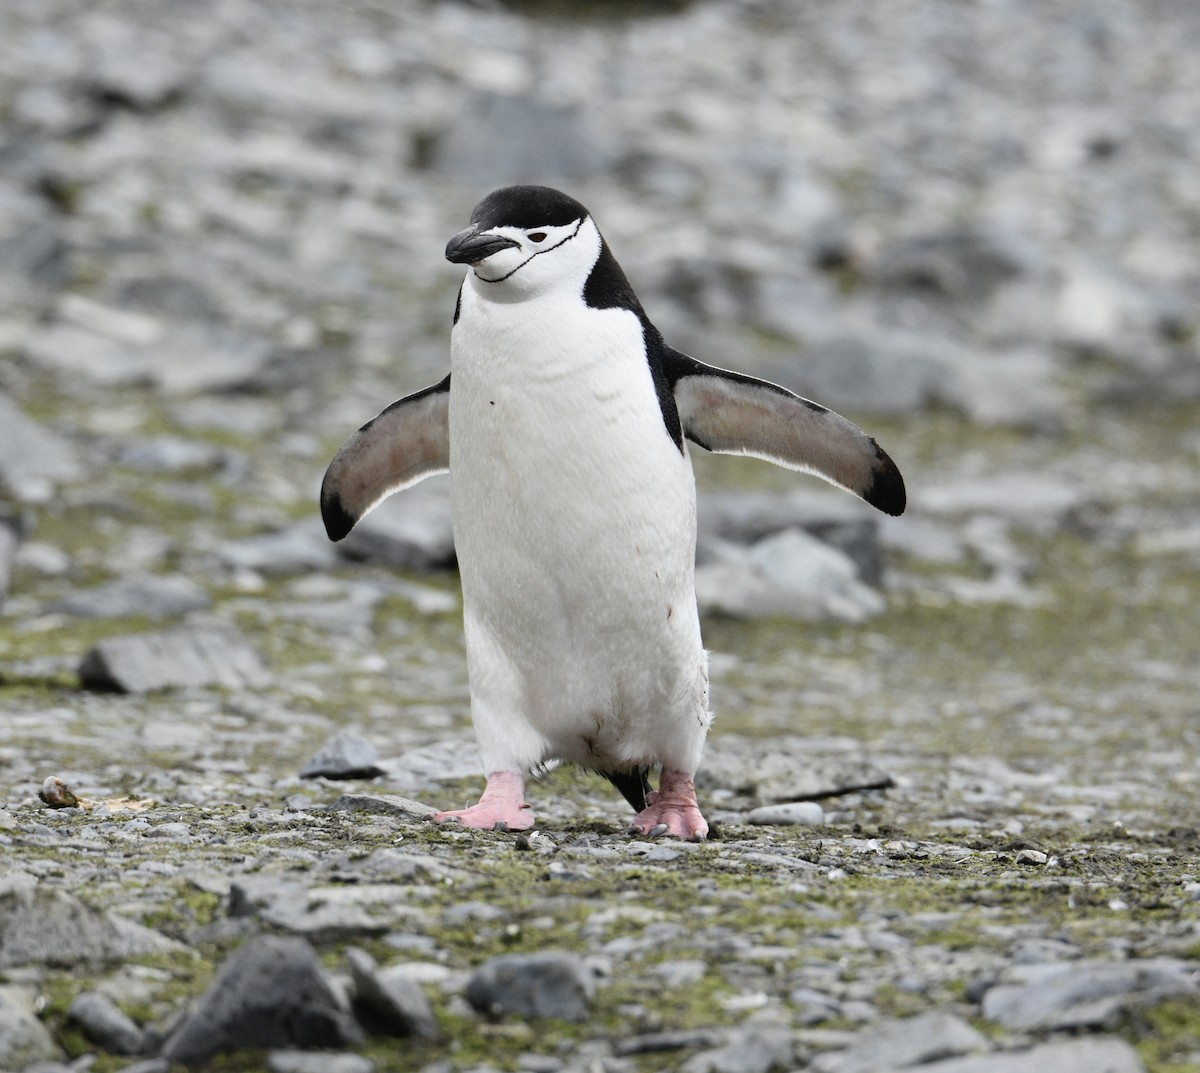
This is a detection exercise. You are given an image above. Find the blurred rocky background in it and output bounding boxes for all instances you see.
[1,1,1199,1071]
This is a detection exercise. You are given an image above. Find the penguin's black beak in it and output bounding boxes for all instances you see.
[445,228,521,265]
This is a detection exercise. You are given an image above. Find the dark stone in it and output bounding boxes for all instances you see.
[347,947,439,1039]
[335,483,456,571]
[160,935,363,1067]
[300,732,385,780]
[78,625,269,693]
[871,227,1034,302]
[466,951,596,1022]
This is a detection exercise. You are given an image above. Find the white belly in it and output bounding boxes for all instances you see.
[448,288,709,775]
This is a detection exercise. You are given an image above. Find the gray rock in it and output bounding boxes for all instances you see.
[614,1028,725,1057]
[0,390,83,503]
[682,1025,794,1073]
[335,482,455,571]
[918,473,1087,531]
[980,958,1198,1032]
[870,227,1034,302]
[78,625,269,693]
[216,524,340,576]
[747,802,825,827]
[300,732,385,780]
[698,739,893,803]
[697,490,885,584]
[756,322,957,415]
[433,90,611,184]
[114,436,225,474]
[268,1051,376,1073]
[812,1011,987,1073]
[56,573,211,620]
[347,947,438,1039]
[0,514,18,605]
[695,529,885,623]
[466,952,597,1022]
[912,1037,1145,1073]
[0,984,64,1069]
[161,935,363,1067]
[379,739,491,788]
[0,882,183,968]
[68,990,145,1055]
[325,794,439,820]
[228,876,413,939]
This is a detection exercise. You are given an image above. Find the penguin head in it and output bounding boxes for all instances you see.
[445,185,601,298]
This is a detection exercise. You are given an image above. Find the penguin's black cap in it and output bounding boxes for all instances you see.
[470,185,590,231]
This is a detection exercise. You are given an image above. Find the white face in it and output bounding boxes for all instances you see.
[467,217,602,300]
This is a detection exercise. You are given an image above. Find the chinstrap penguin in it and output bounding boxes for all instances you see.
[321,185,905,840]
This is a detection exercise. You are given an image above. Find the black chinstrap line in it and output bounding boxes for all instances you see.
[476,217,585,284]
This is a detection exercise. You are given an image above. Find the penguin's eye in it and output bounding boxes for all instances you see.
[527,232,548,243]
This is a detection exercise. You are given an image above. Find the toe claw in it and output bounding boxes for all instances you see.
[648,823,669,838]
[493,821,509,832]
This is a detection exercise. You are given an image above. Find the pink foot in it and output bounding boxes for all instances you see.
[628,769,708,841]
[433,771,535,832]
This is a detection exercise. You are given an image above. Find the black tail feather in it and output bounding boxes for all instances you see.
[600,767,653,813]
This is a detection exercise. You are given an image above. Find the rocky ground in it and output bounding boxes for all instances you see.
[2,0,1200,1070]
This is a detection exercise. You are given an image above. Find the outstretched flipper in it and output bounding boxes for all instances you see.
[665,349,906,517]
[320,375,451,541]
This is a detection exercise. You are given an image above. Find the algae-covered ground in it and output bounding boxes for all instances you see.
[2,380,1199,1072]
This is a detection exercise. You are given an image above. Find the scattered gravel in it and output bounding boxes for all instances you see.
[2,0,1199,1070]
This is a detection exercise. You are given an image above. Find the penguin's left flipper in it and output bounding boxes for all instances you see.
[667,350,906,517]
[320,374,451,541]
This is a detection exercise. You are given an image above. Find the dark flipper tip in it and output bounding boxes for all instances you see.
[320,490,357,542]
[865,444,906,517]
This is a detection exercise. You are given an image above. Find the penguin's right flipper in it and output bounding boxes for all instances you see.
[320,375,451,541]
[666,349,906,517]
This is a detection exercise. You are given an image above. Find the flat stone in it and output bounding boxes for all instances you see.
[229,877,423,939]
[56,573,211,620]
[812,1011,987,1073]
[68,990,145,1055]
[78,624,270,693]
[218,522,338,576]
[466,951,597,1022]
[161,935,363,1066]
[980,958,1198,1032]
[0,984,64,1069]
[747,802,825,827]
[699,738,894,804]
[914,1037,1146,1073]
[114,436,226,474]
[326,794,438,819]
[301,732,385,780]
[268,1051,376,1073]
[682,1025,794,1073]
[347,947,439,1039]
